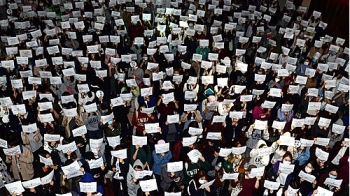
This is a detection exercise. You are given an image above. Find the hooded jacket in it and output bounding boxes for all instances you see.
[152,150,172,175]
[246,124,269,149]
[160,164,183,192]
[248,140,274,168]
[127,159,144,196]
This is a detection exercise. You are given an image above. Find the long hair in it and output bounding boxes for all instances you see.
[213,168,224,188]
[192,169,207,190]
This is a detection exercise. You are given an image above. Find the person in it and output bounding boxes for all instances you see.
[132,103,158,136]
[317,167,343,194]
[5,140,34,181]
[160,160,183,192]
[82,109,102,138]
[127,159,148,196]
[267,151,295,188]
[188,170,214,196]
[234,165,262,196]
[246,123,270,162]
[20,125,43,160]
[0,0,348,195]
[152,139,172,190]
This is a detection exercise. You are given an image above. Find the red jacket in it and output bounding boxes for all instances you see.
[132,110,158,134]
[129,24,144,40]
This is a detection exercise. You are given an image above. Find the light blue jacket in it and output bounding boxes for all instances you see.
[295,147,310,166]
[152,150,172,175]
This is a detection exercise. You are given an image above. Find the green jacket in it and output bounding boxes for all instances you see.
[103,123,121,137]
[182,160,210,185]
[129,144,152,167]
[196,46,211,60]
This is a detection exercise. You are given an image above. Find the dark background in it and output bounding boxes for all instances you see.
[308,0,349,46]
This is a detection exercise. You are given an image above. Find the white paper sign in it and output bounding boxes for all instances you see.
[79,182,97,193]
[61,161,83,179]
[5,181,25,195]
[111,149,127,159]
[167,161,183,172]
[88,157,104,169]
[72,126,87,137]
[324,178,342,187]
[279,163,295,174]
[264,180,280,190]
[298,170,316,183]
[3,145,21,155]
[182,137,197,147]
[39,155,53,166]
[132,136,147,146]
[206,132,221,140]
[140,179,157,192]
[61,141,77,154]
[155,143,170,153]
[22,178,42,189]
[315,147,329,160]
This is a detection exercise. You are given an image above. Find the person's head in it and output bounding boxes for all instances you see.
[328,167,339,179]
[286,180,300,195]
[304,160,316,173]
[194,170,207,187]
[57,186,72,194]
[138,103,147,110]
[304,57,311,65]
[134,164,143,171]
[316,157,326,167]
[234,141,242,147]
[7,137,20,148]
[174,68,181,75]
[245,165,257,176]
[167,182,180,193]
[100,103,109,114]
[142,53,148,60]
[282,151,293,164]
[213,145,220,157]
[83,151,95,161]
[330,50,337,56]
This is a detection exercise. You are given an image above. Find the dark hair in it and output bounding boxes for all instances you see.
[234,141,241,147]
[188,121,199,128]
[138,103,147,110]
[328,166,339,174]
[306,159,317,170]
[83,151,95,160]
[167,182,181,192]
[282,151,293,161]
[213,168,224,188]
[65,151,77,160]
[62,91,71,96]
[40,98,49,102]
[64,159,74,166]
[279,145,288,151]
[193,170,207,189]
[134,165,143,171]
[247,165,257,172]
[57,186,71,194]
[304,57,312,62]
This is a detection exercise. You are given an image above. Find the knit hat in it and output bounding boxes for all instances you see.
[157,139,165,144]
[207,95,216,102]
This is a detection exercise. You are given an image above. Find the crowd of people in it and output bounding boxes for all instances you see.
[0,0,348,195]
